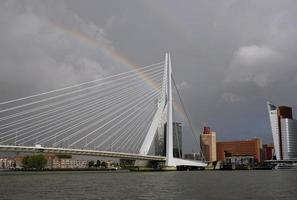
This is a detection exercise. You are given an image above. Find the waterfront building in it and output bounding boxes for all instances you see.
[155,122,183,158]
[172,122,183,158]
[224,155,255,170]
[15,156,25,168]
[184,153,201,160]
[263,144,274,161]
[267,102,297,160]
[44,154,56,169]
[52,159,88,169]
[200,126,217,162]
[0,158,16,169]
[155,123,166,156]
[216,138,262,163]
[281,119,297,159]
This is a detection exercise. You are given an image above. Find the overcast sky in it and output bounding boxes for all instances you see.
[0,0,297,145]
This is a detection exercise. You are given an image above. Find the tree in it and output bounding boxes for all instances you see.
[22,156,30,168]
[95,160,101,168]
[22,155,47,170]
[101,161,107,169]
[88,160,94,168]
[30,155,47,170]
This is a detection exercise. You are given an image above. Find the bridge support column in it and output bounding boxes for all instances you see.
[165,53,176,169]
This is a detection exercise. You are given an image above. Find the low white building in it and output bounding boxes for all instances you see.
[52,159,88,169]
[0,158,15,169]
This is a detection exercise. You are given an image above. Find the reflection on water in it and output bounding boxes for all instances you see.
[0,171,296,200]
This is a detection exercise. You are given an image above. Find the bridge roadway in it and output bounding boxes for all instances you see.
[0,145,207,167]
[0,145,166,161]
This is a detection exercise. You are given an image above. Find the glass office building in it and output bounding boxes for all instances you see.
[267,102,297,160]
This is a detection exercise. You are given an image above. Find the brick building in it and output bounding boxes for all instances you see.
[216,138,262,163]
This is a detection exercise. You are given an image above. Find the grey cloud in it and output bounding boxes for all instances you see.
[225,45,283,87]
[0,0,114,101]
[1,0,297,151]
[223,9,297,112]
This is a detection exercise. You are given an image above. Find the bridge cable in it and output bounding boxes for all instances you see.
[0,67,164,127]
[0,64,164,115]
[171,75,205,161]
[0,72,163,140]
[0,61,164,106]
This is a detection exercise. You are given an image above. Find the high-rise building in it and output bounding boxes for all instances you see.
[200,126,217,162]
[184,153,201,160]
[267,102,297,160]
[267,103,282,160]
[155,122,182,158]
[216,138,262,163]
[155,123,166,156]
[172,122,183,158]
[281,119,297,159]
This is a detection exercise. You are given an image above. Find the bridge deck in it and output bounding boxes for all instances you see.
[171,158,207,167]
[0,145,207,167]
[0,145,166,161]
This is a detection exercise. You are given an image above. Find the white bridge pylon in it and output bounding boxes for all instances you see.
[139,53,206,168]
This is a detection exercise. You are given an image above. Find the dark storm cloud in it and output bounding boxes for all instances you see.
[0,0,297,146]
[0,0,113,100]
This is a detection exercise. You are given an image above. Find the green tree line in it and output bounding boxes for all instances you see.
[22,154,47,170]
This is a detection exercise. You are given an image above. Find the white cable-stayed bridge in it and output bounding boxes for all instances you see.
[0,53,206,169]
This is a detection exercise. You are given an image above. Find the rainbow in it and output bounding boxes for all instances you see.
[49,21,187,120]
[49,21,164,88]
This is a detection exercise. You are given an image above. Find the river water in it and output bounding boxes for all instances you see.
[0,170,296,200]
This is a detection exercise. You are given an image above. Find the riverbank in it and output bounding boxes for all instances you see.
[0,168,128,172]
